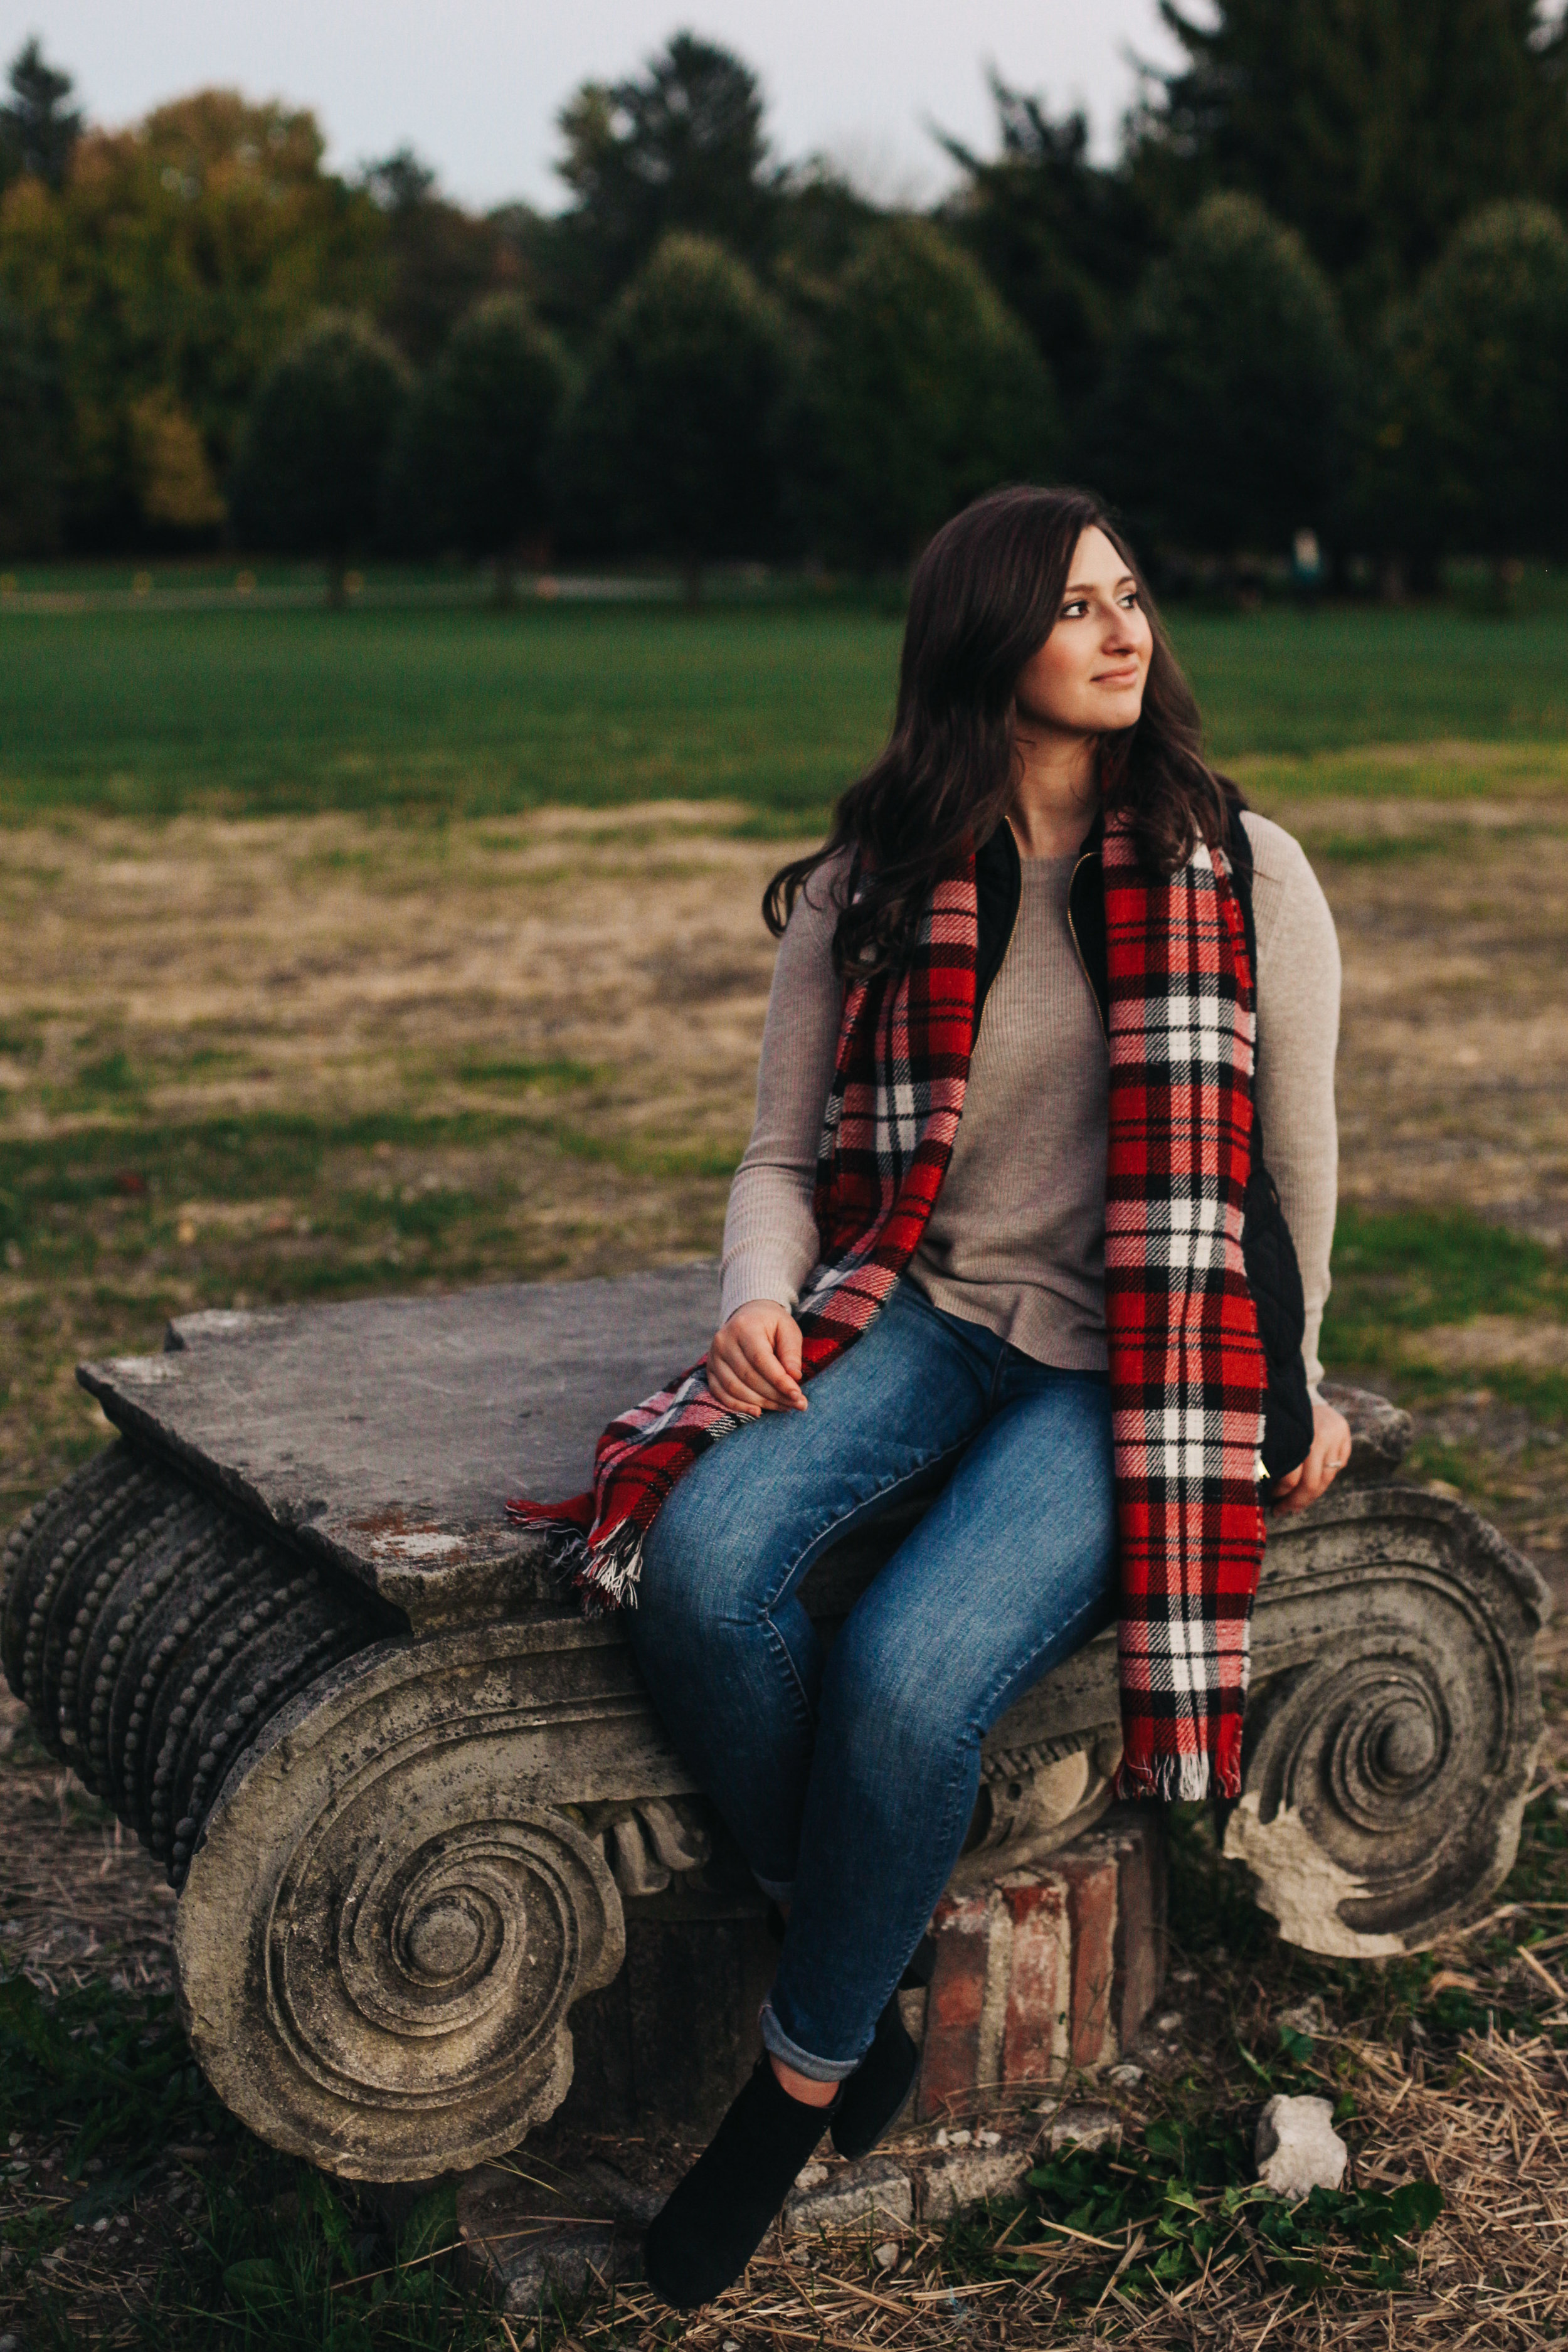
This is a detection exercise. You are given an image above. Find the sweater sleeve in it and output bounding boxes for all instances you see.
[719,856,849,1323]
[1242,813,1342,1396]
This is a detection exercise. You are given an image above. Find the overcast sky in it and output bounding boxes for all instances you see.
[0,2,1194,211]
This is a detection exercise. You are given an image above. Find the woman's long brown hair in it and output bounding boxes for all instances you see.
[765,485,1239,975]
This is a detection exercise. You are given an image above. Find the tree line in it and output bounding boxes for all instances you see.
[1,5,1566,591]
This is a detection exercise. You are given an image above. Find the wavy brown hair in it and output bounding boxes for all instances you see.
[765,485,1239,975]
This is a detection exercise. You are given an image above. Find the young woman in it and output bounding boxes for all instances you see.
[519,485,1347,2307]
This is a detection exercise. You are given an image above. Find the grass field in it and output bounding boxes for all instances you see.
[4,593,1568,820]
[1,586,1567,2348]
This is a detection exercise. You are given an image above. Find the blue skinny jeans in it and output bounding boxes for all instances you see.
[628,1275,1117,2082]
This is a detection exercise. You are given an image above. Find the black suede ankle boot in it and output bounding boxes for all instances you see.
[830,1996,918,2158]
[643,2055,840,2309]
[830,1933,938,2161]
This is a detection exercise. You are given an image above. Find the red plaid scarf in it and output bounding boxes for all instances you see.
[508,813,1268,1801]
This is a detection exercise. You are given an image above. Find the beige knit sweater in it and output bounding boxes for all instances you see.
[722,812,1342,1391]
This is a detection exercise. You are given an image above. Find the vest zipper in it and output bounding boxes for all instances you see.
[1066,851,1108,1044]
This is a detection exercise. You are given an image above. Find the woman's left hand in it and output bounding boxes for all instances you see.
[1271,1399,1353,1515]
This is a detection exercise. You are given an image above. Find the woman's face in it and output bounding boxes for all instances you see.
[1014,527,1153,738]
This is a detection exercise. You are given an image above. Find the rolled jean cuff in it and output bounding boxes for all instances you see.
[759,2000,861,2084]
[753,1872,795,1904]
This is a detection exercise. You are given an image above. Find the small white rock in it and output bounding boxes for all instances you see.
[1049,2104,1123,2155]
[1278,1996,1328,2039]
[1154,2011,1184,2035]
[793,2161,828,2191]
[933,2127,950,2148]
[723,2338,741,2349]
[1254,2094,1347,2199]
[872,2241,899,2272]
[1108,2063,1144,2086]
[786,2158,913,2235]
[947,2128,973,2146]
[976,2129,1002,2146]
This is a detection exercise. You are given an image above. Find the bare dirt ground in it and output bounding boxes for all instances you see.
[2,785,1567,2346]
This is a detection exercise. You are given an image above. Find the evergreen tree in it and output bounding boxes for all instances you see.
[0,37,81,191]
[391,295,568,594]
[800,219,1059,571]
[940,79,1161,418]
[1145,0,1568,320]
[551,35,776,322]
[559,233,790,598]
[1097,192,1349,557]
[229,313,409,599]
[1359,201,1568,570]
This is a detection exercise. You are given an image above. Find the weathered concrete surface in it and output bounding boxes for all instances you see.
[457,2161,650,2312]
[78,1266,723,1625]
[922,2146,1030,2217]
[785,2156,914,2233]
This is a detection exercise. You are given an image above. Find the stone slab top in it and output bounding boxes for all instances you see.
[78,1266,721,1626]
[76,1266,1414,1632]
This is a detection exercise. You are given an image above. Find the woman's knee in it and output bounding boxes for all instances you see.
[636,1467,776,1647]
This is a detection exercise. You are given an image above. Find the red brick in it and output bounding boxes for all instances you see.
[1057,1847,1119,2071]
[1000,1878,1067,2087]
[914,1811,1170,2113]
[918,1892,992,2119]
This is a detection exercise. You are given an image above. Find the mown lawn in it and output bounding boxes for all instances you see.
[3,587,1568,822]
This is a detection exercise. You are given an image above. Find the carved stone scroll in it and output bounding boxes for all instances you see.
[174,1622,683,2180]
[1222,1486,1549,1956]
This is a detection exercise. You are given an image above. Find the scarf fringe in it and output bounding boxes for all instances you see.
[504,1508,644,1615]
[572,1515,645,1615]
[1114,1752,1239,1804]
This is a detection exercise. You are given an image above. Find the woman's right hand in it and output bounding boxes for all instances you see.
[706,1301,808,1417]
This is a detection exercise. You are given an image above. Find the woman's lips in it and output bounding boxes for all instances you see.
[1094,665,1142,686]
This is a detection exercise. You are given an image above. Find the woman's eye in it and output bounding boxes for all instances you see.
[1118,592,1140,610]
[1059,600,1089,619]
